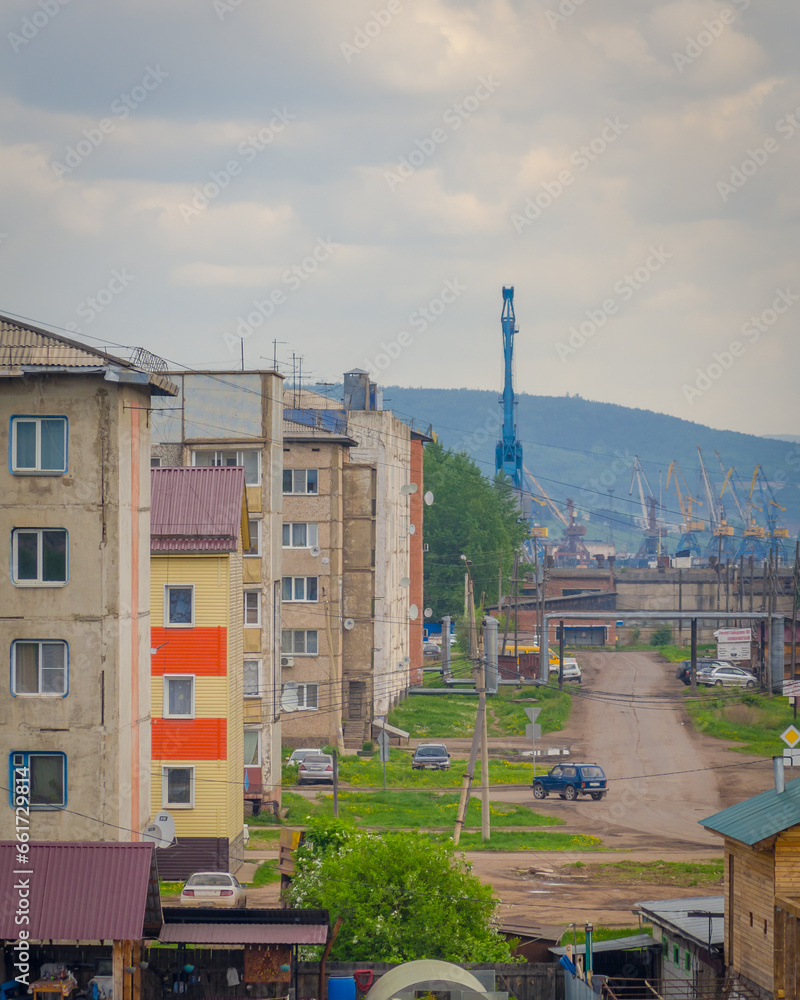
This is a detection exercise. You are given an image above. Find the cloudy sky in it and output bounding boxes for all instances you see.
[1,0,798,436]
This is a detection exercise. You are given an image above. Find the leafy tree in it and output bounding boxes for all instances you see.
[289,817,514,963]
[650,624,672,646]
[423,441,527,618]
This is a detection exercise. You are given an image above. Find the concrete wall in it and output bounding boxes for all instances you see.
[342,463,377,723]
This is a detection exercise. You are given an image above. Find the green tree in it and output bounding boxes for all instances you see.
[289,818,514,963]
[650,624,672,646]
[423,441,527,618]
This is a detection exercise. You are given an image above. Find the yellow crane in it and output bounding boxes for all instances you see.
[666,460,704,556]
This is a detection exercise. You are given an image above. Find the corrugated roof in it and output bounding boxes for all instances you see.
[0,315,177,396]
[636,896,724,947]
[159,923,328,945]
[700,775,800,845]
[151,467,246,552]
[282,419,356,444]
[0,841,156,941]
[549,933,657,956]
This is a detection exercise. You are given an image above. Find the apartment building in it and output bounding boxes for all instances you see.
[0,316,176,841]
[150,371,283,814]
[150,466,247,875]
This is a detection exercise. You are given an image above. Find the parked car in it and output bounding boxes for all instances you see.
[180,872,247,908]
[298,753,335,783]
[532,762,608,801]
[699,664,758,689]
[549,657,582,683]
[286,747,323,766]
[422,639,441,658]
[675,659,728,685]
[411,743,451,770]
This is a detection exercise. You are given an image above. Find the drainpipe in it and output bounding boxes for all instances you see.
[774,756,786,794]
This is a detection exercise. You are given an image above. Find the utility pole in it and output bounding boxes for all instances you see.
[792,541,799,682]
[690,618,697,694]
[558,619,565,692]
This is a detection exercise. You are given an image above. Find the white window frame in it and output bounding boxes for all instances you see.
[11,640,68,697]
[281,629,319,656]
[244,518,261,557]
[282,576,318,602]
[10,416,68,474]
[243,658,262,698]
[297,682,319,710]
[283,468,319,495]
[11,528,69,587]
[164,584,194,627]
[244,590,261,627]
[193,448,261,486]
[244,726,262,766]
[162,675,195,719]
[282,523,319,548]
[162,765,195,809]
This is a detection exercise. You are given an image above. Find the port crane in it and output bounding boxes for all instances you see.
[665,460,705,557]
[628,454,665,562]
[752,464,789,564]
[697,446,735,562]
[495,286,523,490]
[717,457,767,561]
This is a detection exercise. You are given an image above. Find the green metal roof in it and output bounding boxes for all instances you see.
[700,774,800,845]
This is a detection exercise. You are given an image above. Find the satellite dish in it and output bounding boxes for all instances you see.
[143,810,176,848]
[424,491,434,506]
[343,618,355,630]
[409,604,418,620]
[424,608,433,618]
[321,556,329,565]
[400,577,410,588]
[310,546,321,557]
[409,524,416,534]
[400,483,418,495]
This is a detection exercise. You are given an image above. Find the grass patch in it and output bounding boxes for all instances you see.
[245,827,282,846]
[564,859,723,887]
[332,748,534,788]
[444,830,604,852]
[280,789,563,829]
[251,859,281,886]
[559,925,651,946]
[159,880,183,897]
[685,690,795,755]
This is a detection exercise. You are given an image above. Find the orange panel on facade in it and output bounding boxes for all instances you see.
[152,718,228,760]
[150,627,228,676]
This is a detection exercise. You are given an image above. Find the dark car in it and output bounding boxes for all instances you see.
[411,743,451,770]
[676,658,729,685]
[532,762,607,801]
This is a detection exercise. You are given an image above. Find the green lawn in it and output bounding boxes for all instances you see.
[564,859,724,886]
[251,859,281,885]
[444,830,603,852]
[159,880,183,897]
[685,690,796,755]
[559,925,651,946]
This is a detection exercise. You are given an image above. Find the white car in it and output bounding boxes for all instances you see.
[286,747,323,766]
[549,657,582,683]
[180,872,246,908]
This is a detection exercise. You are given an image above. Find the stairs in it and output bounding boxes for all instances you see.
[343,720,368,750]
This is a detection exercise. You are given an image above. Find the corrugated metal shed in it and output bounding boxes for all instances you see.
[159,923,328,945]
[700,775,800,845]
[151,466,246,553]
[0,841,158,941]
[635,896,724,947]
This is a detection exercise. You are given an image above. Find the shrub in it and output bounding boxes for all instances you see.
[651,625,672,646]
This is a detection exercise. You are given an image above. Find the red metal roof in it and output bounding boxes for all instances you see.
[151,467,246,553]
[159,923,328,945]
[0,842,156,941]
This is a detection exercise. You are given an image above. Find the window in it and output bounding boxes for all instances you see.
[282,630,318,655]
[165,585,193,626]
[194,449,260,486]
[162,765,194,808]
[244,659,262,698]
[244,518,261,557]
[282,523,319,548]
[12,528,68,585]
[685,951,691,972]
[11,641,68,696]
[281,682,319,712]
[282,576,318,602]
[283,469,318,494]
[662,937,668,959]
[151,456,161,468]
[673,945,679,965]
[244,727,261,766]
[10,752,66,809]
[163,676,195,718]
[244,591,261,626]
[11,416,67,473]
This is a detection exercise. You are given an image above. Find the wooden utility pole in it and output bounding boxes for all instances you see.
[690,618,698,694]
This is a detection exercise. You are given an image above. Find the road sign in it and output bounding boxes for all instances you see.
[718,641,752,661]
[377,730,390,763]
[716,627,752,642]
[781,725,800,749]
[524,707,542,722]
[784,680,800,698]
[526,724,542,740]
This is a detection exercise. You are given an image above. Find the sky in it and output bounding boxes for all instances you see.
[1,0,798,437]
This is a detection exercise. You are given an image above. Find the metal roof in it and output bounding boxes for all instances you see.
[151,467,246,552]
[549,933,657,956]
[635,896,724,947]
[700,774,800,845]
[0,315,177,396]
[159,923,328,945]
[0,841,157,941]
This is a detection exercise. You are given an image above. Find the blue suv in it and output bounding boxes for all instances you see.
[532,762,607,801]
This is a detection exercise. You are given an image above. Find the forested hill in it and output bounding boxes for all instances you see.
[378,386,800,533]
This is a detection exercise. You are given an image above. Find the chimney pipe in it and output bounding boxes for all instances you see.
[774,755,786,793]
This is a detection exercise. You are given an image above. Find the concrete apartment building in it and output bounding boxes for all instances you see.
[0,316,176,841]
[150,371,283,814]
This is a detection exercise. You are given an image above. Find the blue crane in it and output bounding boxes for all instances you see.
[495,286,523,489]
